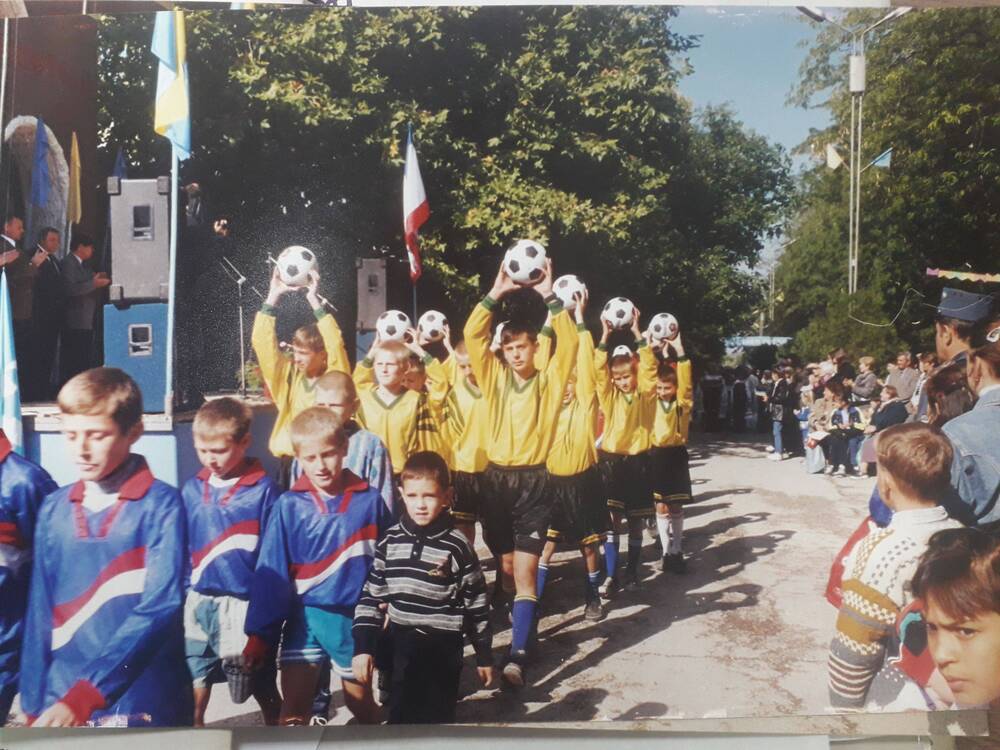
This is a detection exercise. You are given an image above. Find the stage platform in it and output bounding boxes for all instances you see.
[21,394,281,487]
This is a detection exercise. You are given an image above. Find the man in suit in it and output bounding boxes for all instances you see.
[3,215,48,399]
[1,215,23,266]
[31,227,65,401]
[61,233,111,382]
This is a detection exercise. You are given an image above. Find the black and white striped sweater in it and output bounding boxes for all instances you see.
[352,512,493,666]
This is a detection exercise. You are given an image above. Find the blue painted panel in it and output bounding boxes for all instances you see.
[104,302,169,413]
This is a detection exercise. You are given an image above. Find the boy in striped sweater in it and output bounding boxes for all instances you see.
[828,423,963,710]
[352,451,494,724]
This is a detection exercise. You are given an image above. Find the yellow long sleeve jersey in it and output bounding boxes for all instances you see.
[594,339,657,456]
[251,305,351,458]
[650,358,694,448]
[546,326,599,477]
[463,294,578,468]
[353,359,443,474]
[440,355,490,474]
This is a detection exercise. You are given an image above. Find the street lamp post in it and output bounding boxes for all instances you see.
[797,7,911,294]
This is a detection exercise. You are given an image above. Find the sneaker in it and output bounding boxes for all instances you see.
[658,553,670,572]
[598,576,617,599]
[309,716,331,727]
[765,445,775,453]
[374,668,390,706]
[823,466,834,475]
[502,650,528,687]
[767,453,782,462]
[667,553,688,574]
[834,467,846,477]
[623,573,641,592]
[583,598,605,622]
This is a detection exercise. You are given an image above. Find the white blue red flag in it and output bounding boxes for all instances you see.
[403,126,429,282]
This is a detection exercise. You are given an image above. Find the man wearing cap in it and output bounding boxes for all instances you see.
[934,287,993,368]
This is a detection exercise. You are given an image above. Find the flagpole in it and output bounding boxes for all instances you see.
[164,146,178,418]
[412,281,417,324]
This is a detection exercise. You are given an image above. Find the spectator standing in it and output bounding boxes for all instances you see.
[31,227,65,401]
[942,343,1000,528]
[60,234,111,382]
[934,287,993,369]
[4,215,45,396]
[908,352,939,423]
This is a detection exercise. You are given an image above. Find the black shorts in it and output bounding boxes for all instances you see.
[481,463,551,556]
[452,470,484,524]
[597,451,653,519]
[546,467,610,547]
[648,446,693,504]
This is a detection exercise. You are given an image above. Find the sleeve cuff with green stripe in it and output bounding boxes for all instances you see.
[635,338,647,349]
[312,307,328,321]
[597,342,608,352]
[481,295,498,311]
[539,325,554,338]
[543,294,563,314]
[361,357,374,368]
[677,355,690,363]
[576,323,588,333]
[421,353,435,366]
[260,303,278,317]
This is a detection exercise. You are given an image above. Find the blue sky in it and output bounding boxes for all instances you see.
[670,6,832,263]
[671,6,830,169]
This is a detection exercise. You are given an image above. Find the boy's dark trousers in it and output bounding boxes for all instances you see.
[387,626,464,724]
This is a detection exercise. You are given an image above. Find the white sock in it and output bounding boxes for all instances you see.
[655,513,670,553]
[668,509,684,555]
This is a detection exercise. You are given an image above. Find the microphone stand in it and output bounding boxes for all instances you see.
[218,255,257,398]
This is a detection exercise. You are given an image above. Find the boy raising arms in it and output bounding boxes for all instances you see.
[243,408,391,725]
[252,268,350,482]
[462,258,578,687]
[182,398,282,726]
[0,430,57,724]
[20,368,192,726]
[537,290,607,622]
[647,332,694,573]
[352,451,494,723]
[595,310,658,593]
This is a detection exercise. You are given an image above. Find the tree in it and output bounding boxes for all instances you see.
[777,8,1000,359]
[96,6,791,367]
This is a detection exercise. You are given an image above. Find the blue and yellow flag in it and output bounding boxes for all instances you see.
[0,272,23,454]
[152,10,191,160]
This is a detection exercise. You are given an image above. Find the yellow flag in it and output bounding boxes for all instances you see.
[67,131,82,225]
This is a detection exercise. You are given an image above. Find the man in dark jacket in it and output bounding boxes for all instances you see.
[30,227,66,401]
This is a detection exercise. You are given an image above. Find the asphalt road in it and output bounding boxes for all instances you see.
[206,432,872,726]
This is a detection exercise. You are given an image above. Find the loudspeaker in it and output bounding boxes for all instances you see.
[108,178,170,302]
[104,302,168,413]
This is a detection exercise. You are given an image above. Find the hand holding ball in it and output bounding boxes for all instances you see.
[276,245,317,288]
[601,297,636,330]
[417,310,448,343]
[648,312,679,342]
[553,274,587,312]
[376,310,412,342]
[503,240,547,285]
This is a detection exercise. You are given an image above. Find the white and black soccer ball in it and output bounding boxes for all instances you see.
[375,310,411,342]
[417,310,448,343]
[648,312,679,342]
[601,297,635,330]
[612,344,634,360]
[503,239,547,285]
[553,274,587,311]
[276,245,317,288]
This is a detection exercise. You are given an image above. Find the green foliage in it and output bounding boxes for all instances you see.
[97,7,791,358]
[778,8,1000,357]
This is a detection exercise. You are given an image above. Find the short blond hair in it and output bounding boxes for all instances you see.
[193,397,252,443]
[292,323,325,354]
[372,340,410,367]
[876,423,953,503]
[859,356,875,370]
[290,406,348,455]
[58,367,143,434]
[315,371,357,401]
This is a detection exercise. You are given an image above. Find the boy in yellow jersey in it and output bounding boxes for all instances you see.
[463,258,577,688]
[595,310,658,593]
[252,268,350,486]
[352,337,443,480]
[537,290,607,622]
[646,331,694,574]
[439,334,490,547]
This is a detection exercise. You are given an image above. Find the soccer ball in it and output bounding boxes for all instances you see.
[648,312,679,342]
[503,239,547,285]
[553,274,587,311]
[276,245,317,288]
[612,344,634,360]
[417,310,448,343]
[601,297,635,330]
[376,310,411,342]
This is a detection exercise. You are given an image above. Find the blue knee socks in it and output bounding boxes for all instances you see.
[535,564,550,600]
[603,532,619,579]
[511,596,537,654]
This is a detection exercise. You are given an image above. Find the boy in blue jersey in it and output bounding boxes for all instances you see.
[183,397,281,726]
[0,429,57,724]
[243,407,391,725]
[19,368,192,727]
